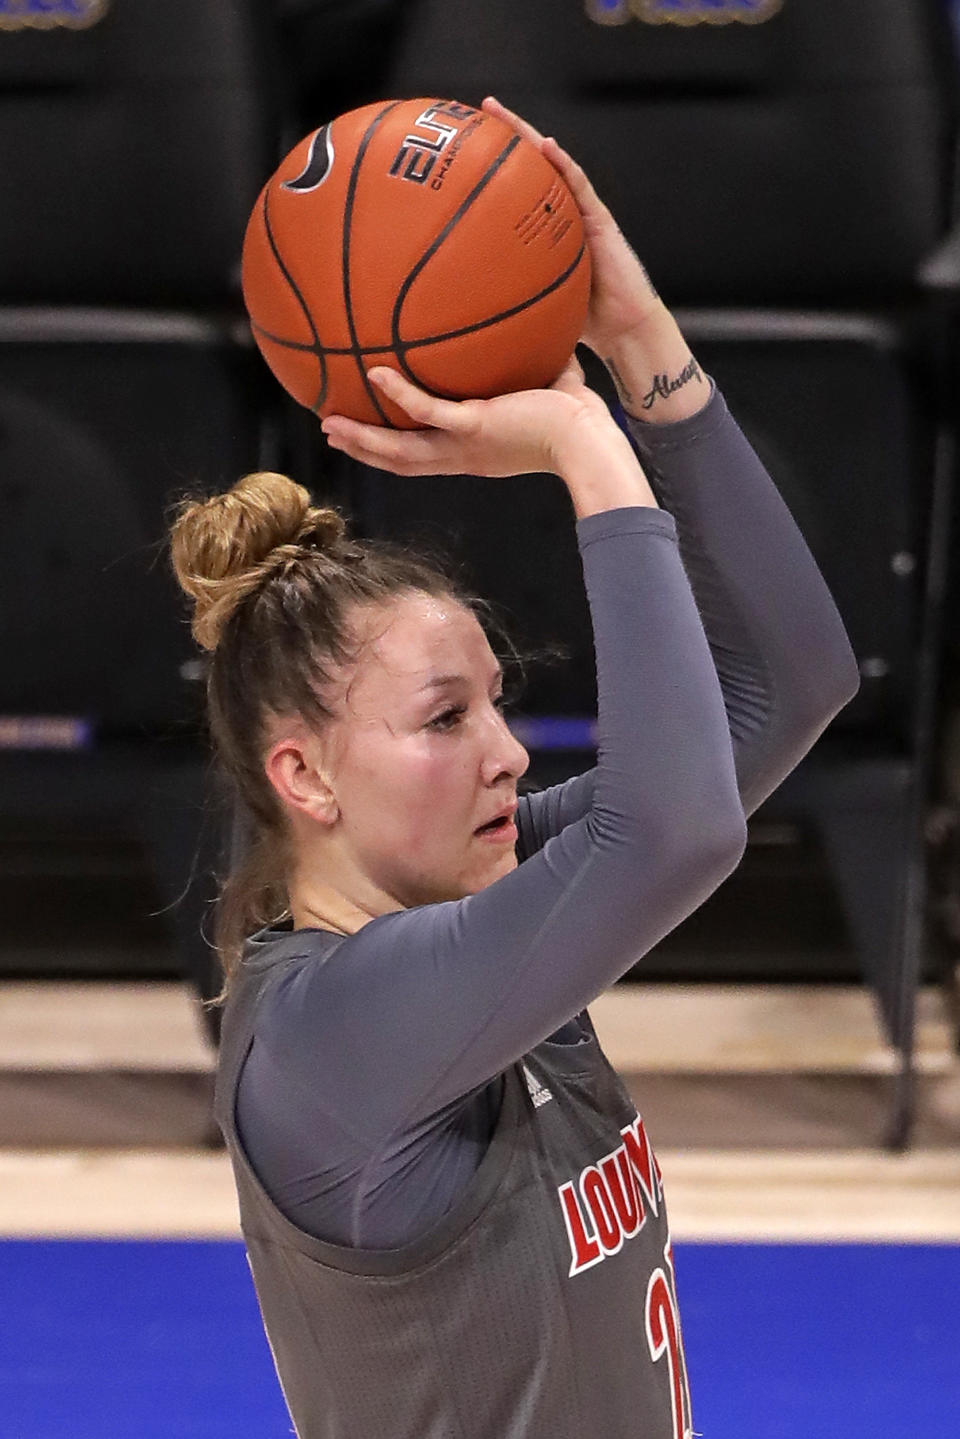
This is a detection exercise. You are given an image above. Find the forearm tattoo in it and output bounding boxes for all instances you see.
[639,356,703,411]
[605,353,704,414]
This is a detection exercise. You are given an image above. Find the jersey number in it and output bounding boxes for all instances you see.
[645,1267,690,1439]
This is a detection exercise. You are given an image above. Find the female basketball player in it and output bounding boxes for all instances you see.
[170,98,859,1439]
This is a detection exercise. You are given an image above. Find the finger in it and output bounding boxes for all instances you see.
[541,136,607,216]
[322,415,455,475]
[366,366,476,432]
[567,353,586,385]
[324,435,444,476]
[330,446,435,477]
[550,354,586,395]
[481,95,546,151]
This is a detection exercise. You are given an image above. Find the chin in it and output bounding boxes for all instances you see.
[472,851,519,893]
[420,851,518,905]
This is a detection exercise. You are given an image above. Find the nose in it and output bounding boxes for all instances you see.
[480,704,529,785]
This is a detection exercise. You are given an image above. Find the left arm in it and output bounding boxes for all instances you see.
[614,360,861,817]
[482,97,861,835]
[516,366,860,848]
[516,319,860,844]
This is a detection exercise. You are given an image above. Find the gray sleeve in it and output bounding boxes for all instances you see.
[516,381,861,858]
[260,506,748,1144]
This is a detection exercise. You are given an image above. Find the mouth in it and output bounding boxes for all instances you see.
[474,803,518,841]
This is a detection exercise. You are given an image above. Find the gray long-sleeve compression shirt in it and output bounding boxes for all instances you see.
[234,381,860,1249]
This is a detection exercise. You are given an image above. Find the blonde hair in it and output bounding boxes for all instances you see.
[169,470,481,997]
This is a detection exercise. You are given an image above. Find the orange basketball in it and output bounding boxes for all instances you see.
[241,98,591,429]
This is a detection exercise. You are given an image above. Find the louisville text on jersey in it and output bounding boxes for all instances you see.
[557,1113,664,1277]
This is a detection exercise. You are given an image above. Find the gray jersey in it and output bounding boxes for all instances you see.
[233,383,859,1255]
[218,943,694,1439]
[215,387,860,1437]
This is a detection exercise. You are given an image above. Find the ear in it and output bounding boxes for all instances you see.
[264,731,339,826]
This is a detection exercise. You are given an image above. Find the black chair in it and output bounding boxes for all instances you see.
[307,0,960,1144]
[0,1,280,1041]
[273,0,405,134]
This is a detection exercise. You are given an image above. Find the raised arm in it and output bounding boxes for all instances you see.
[263,363,746,1139]
[617,370,861,817]
[489,97,860,852]
[516,367,861,856]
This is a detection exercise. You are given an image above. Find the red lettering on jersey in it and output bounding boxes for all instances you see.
[620,1116,661,1218]
[558,1180,602,1276]
[661,1234,693,1433]
[645,1268,688,1439]
[582,1166,621,1254]
[556,1113,665,1277]
[599,1148,643,1238]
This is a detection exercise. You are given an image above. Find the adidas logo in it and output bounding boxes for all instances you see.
[522,1063,553,1108]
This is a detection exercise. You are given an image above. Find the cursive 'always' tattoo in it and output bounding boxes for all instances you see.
[640,357,703,411]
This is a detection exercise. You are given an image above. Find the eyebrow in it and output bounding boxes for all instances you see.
[418,663,504,693]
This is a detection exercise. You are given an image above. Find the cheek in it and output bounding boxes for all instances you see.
[403,749,473,827]
[348,737,472,835]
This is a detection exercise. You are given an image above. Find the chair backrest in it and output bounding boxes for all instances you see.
[0,383,150,720]
[380,0,957,304]
[0,0,275,304]
[690,330,919,741]
[0,328,267,732]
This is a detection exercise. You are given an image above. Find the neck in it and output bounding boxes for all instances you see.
[290,879,403,936]
[287,825,408,936]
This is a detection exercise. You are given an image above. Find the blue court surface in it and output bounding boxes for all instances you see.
[2,1240,957,1437]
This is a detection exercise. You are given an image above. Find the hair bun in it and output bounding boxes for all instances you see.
[170,471,347,651]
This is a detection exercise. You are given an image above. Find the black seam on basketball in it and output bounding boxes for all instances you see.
[390,135,522,387]
[251,321,319,354]
[251,321,393,358]
[262,187,328,412]
[343,101,405,426]
[253,244,585,370]
[402,243,587,353]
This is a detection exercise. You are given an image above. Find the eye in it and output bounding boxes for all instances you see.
[426,693,508,732]
[428,705,466,731]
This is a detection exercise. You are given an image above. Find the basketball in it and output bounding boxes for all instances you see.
[241,98,591,428]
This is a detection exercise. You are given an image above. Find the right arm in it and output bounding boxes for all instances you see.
[274,367,747,1140]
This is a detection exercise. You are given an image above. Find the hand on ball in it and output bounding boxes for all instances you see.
[481,97,664,357]
[321,359,623,480]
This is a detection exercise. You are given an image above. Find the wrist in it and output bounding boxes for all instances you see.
[551,425,659,519]
[585,297,674,360]
[599,307,711,425]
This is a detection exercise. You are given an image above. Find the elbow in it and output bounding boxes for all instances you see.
[829,639,862,715]
[653,804,747,927]
[816,630,862,722]
[737,648,861,817]
[795,641,862,743]
[776,621,861,757]
[842,657,862,709]
[666,789,747,891]
[696,805,749,882]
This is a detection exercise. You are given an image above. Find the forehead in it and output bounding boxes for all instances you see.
[351,591,495,691]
